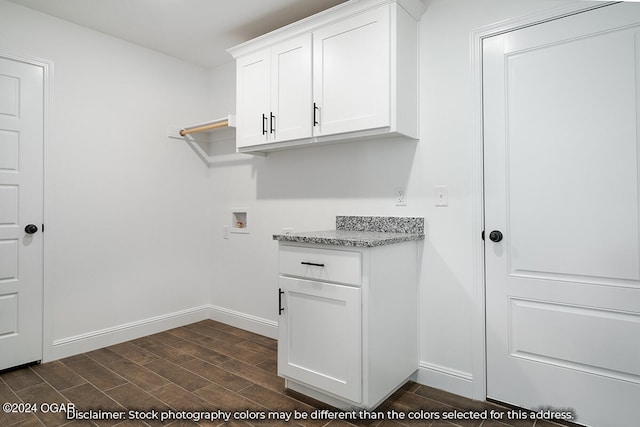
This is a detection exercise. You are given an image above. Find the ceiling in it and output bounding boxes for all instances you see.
[8,0,350,68]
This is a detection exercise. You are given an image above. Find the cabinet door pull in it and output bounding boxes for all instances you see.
[270,112,275,134]
[262,113,268,135]
[313,103,319,126]
[278,288,285,315]
[301,261,325,267]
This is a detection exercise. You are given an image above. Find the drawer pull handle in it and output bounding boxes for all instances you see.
[301,261,325,267]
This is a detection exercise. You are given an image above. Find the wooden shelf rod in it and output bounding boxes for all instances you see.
[179,119,230,136]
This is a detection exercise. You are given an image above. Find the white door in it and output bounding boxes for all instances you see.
[484,4,640,427]
[270,34,312,143]
[313,5,390,137]
[278,277,361,403]
[0,56,44,370]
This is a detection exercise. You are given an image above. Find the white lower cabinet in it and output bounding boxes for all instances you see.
[278,277,362,402]
[277,242,418,410]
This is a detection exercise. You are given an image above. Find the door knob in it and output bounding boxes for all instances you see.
[24,224,38,234]
[489,230,503,242]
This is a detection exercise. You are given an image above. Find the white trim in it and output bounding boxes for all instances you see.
[48,306,210,361]
[227,0,426,59]
[469,0,618,401]
[415,361,473,399]
[42,57,55,367]
[208,304,278,339]
[45,304,278,361]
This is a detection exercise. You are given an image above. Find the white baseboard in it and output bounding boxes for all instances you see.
[46,305,210,362]
[45,304,278,363]
[414,361,475,400]
[208,304,278,339]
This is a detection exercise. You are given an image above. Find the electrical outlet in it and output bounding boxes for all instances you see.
[395,187,407,206]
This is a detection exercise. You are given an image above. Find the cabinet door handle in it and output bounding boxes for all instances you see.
[262,114,268,135]
[270,112,275,134]
[278,288,284,315]
[313,103,319,126]
[301,261,325,267]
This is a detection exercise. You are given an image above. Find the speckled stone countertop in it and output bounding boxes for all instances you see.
[273,216,425,248]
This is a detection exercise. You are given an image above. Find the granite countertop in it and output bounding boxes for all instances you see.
[273,216,425,248]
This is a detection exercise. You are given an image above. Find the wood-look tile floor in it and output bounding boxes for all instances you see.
[1,320,578,427]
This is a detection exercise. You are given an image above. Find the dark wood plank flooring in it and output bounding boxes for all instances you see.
[1,320,577,427]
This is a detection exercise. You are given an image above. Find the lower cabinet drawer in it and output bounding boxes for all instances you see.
[278,245,361,286]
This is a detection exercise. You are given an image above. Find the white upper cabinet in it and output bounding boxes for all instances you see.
[313,6,390,137]
[228,0,423,153]
[270,35,313,143]
[236,35,312,149]
[235,50,270,148]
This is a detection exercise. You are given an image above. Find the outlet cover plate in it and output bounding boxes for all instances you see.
[395,187,407,206]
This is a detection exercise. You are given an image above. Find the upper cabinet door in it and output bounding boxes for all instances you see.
[236,50,270,149]
[313,6,390,137]
[271,34,313,143]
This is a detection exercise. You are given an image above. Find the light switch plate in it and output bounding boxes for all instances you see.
[435,185,448,207]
